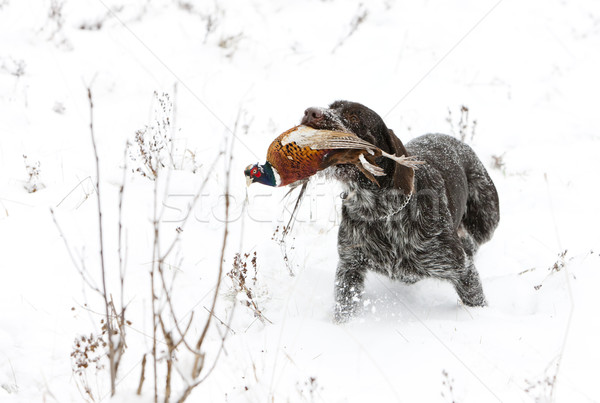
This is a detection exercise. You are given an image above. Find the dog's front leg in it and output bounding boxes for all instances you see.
[334,261,367,323]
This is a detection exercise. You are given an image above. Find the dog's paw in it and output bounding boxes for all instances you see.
[461,293,487,307]
[333,301,360,324]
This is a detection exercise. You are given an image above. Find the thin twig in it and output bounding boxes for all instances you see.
[55,176,92,208]
[151,166,160,403]
[203,306,235,335]
[115,142,129,378]
[157,260,203,355]
[136,354,147,395]
[87,86,116,397]
[177,307,236,403]
[158,315,174,403]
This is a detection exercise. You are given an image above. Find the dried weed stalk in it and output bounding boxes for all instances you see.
[272,225,296,277]
[296,376,322,403]
[23,155,44,193]
[447,105,477,143]
[333,4,369,53]
[534,249,570,290]
[130,92,174,180]
[130,91,200,179]
[52,87,128,398]
[71,331,106,402]
[228,252,271,323]
[441,370,456,403]
[1,57,26,78]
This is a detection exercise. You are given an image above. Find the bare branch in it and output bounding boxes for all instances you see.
[87,86,117,397]
[55,176,93,208]
[136,354,147,396]
[157,262,203,356]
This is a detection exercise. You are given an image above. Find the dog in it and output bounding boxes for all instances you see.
[300,101,500,322]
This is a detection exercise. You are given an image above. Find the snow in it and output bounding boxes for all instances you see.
[1,0,600,402]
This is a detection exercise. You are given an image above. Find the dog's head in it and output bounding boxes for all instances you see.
[300,100,414,193]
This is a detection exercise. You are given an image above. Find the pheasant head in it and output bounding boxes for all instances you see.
[244,162,280,187]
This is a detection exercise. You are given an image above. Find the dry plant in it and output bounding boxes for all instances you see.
[272,225,297,277]
[141,108,245,403]
[0,359,18,395]
[491,153,506,174]
[53,101,66,114]
[176,1,223,44]
[51,87,128,398]
[524,375,557,402]
[54,86,242,402]
[47,0,65,38]
[441,370,456,403]
[332,4,369,53]
[130,91,200,179]
[1,57,26,78]
[446,105,477,143]
[296,376,322,403]
[524,359,560,403]
[549,249,569,274]
[269,181,309,277]
[219,33,243,58]
[491,152,529,178]
[78,6,123,31]
[534,249,570,290]
[175,1,240,57]
[129,92,174,179]
[23,155,44,193]
[41,0,71,49]
[227,251,271,324]
[71,330,106,401]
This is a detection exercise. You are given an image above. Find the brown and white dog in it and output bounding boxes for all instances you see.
[301,101,500,322]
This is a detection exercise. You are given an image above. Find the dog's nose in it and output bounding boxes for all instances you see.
[302,107,324,125]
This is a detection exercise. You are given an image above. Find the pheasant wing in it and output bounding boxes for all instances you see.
[282,126,376,152]
[283,126,425,169]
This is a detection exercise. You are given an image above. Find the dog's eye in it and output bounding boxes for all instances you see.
[348,114,359,124]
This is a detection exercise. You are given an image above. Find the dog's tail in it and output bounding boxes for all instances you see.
[463,161,500,247]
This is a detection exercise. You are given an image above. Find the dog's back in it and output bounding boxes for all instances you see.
[407,134,500,249]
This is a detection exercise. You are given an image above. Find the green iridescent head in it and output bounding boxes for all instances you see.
[244,162,279,187]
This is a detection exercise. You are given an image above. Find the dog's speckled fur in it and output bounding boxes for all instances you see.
[300,101,500,322]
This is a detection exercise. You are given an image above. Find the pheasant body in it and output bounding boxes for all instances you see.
[265,126,331,186]
[245,125,423,187]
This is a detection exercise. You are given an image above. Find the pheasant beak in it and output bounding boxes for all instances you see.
[244,164,254,187]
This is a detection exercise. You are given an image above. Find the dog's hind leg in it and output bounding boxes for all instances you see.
[428,242,487,307]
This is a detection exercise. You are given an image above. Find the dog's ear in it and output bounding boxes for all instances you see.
[387,129,414,194]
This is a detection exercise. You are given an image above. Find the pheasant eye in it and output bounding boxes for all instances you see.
[251,167,257,175]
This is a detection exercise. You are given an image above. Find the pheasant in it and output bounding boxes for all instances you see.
[245,125,424,187]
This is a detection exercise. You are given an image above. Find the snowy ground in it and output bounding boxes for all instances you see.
[1,0,600,402]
